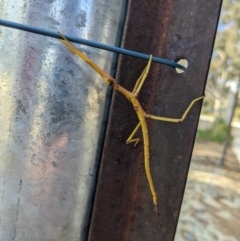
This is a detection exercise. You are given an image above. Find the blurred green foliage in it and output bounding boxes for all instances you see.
[235,106,240,120]
[202,0,240,120]
[197,118,233,144]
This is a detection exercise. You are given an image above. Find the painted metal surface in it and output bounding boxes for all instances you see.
[88,1,222,241]
[0,0,127,240]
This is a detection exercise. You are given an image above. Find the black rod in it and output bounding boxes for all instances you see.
[0,19,186,70]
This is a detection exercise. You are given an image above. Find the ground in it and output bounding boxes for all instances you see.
[175,139,240,241]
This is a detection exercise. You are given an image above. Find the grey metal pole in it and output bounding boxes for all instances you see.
[0,1,127,240]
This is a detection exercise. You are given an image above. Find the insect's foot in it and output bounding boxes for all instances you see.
[126,138,140,147]
[133,139,140,147]
[154,204,162,228]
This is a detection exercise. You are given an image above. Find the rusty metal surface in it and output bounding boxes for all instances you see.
[88,1,222,241]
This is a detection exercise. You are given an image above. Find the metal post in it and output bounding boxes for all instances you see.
[0,1,127,240]
[88,1,222,240]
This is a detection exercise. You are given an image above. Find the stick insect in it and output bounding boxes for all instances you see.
[59,33,204,226]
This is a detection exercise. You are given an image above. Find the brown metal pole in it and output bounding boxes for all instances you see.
[88,1,222,240]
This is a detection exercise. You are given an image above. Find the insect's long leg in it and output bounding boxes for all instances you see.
[126,122,141,147]
[145,96,204,122]
[59,33,114,86]
[132,55,152,97]
[132,67,147,93]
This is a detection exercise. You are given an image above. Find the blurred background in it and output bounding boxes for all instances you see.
[176,0,240,240]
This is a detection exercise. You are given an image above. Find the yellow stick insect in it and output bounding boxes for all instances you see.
[59,33,204,226]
